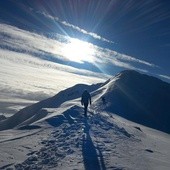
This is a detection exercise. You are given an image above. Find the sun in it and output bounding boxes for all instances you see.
[62,38,95,63]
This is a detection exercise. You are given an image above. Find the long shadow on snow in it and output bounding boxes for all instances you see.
[82,119,106,170]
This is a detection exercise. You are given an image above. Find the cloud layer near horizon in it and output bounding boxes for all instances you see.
[0,47,106,115]
[0,23,158,71]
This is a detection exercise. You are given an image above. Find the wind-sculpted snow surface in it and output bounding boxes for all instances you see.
[0,70,170,169]
[12,105,149,170]
[2,104,167,170]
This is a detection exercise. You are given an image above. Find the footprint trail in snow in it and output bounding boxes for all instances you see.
[14,105,145,170]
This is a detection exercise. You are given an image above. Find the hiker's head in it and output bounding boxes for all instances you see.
[84,89,88,93]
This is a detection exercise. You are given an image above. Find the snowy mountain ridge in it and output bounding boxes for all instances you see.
[0,70,170,170]
[0,70,170,133]
[94,70,170,133]
[0,83,101,131]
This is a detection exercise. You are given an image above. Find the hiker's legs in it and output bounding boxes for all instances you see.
[84,104,88,117]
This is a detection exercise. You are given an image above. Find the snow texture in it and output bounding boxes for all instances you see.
[0,70,170,170]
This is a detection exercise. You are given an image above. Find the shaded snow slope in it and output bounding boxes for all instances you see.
[93,70,170,133]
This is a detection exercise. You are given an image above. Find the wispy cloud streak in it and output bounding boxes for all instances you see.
[93,46,157,69]
[0,23,156,74]
[39,12,115,44]
[116,53,156,67]
[159,74,170,81]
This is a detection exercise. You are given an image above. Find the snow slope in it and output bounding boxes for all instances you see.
[0,70,170,170]
[93,70,170,133]
[0,83,101,131]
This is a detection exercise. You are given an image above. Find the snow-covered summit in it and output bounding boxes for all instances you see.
[94,70,170,133]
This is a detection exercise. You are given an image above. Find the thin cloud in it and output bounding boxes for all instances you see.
[93,46,157,68]
[0,23,156,74]
[159,74,170,81]
[117,53,157,67]
[40,12,115,44]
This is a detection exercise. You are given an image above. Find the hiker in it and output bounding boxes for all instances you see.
[81,90,91,117]
[101,96,106,105]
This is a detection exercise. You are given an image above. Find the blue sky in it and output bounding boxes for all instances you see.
[0,0,170,82]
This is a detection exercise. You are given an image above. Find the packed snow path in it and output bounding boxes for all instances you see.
[11,105,152,170]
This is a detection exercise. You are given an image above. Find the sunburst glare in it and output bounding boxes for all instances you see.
[62,38,95,63]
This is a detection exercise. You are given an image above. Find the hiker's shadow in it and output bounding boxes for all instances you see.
[82,119,106,170]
